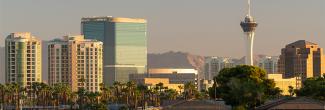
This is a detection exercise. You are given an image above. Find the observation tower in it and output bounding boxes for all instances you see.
[240,0,258,65]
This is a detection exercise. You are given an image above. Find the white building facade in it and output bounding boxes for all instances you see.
[258,56,278,74]
[204,57,236,80]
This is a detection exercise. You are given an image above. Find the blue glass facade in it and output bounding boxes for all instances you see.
[81,17,147,85]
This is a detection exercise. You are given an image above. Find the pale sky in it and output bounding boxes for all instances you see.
[1,0,324,58]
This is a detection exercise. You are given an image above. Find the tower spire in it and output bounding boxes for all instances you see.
[248,0,251,16]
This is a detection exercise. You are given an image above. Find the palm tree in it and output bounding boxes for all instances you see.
[288,86,295,96]
[113,81,122,103]
[156,83,164,93]
[0,84,6,110]
[32,82,43,105]
[99,83,112,104]
[184,82,196,99]
[85,91,100,109]
[5,83,14,108]
[42,84,52,106]
[53,83,71,105]
[178,85,184,96]
[137,84,147,109]
[165,89,178,100]
[125,81,136,108]
[152,86,160,106]
[77,88,87,110]
[68,92,78,109]
[6,83,24,110]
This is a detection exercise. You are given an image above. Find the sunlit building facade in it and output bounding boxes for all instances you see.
[130,68,198,90]
[131,78,183,92]
[81,16,147,85]
[278,40,325,79]
[267,74,300,95]
[48,35,103,92]
[5,32,42,89]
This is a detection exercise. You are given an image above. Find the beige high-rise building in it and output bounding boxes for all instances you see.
[278,40,325,79]
[48,35,103,92]
[5,32,42,89]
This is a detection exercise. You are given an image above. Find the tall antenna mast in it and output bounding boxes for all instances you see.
[248,0,251,16]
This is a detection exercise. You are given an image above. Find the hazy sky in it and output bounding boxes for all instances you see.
[1,0,324,58]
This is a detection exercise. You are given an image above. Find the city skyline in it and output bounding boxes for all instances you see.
[0,1,324,109]
[1,0,325,58]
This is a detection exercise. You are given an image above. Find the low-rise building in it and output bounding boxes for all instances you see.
[267,74,301,95]
[130,68,198,90]
[132,78,183,92]
[256,97,325,110]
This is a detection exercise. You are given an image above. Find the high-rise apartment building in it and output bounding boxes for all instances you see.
[5,32,42,89]
[204,57,235,80]
[81,16,147,85]
[278,40,325,79]
[48,35,103,92]
[258,56,278,74]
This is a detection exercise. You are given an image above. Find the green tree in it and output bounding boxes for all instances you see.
[113,81,123,103]
[178,85,183,96]
[156,82,164,94]
[288,86,295,97]
[6,83,25,110]
[99,83,112,104]
[137,84,148,109]
[53,83,72,105]
[296,74,325,100]
[184,82,196,99]
[125,81,135,107]
[164,89,178,100]
[77,88,87,110]
[212,65,281,110]
[0,84,5,110]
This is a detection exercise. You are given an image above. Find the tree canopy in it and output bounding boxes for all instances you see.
[211,65,281,110]
[296,74,325,100]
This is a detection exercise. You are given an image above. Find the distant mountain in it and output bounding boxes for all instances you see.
[0,47,5,84]
[148,51,205,79]
[148,51,269,79]
[236,54,268,66]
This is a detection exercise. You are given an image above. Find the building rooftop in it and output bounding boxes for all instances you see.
[149,68,198,74]
[81,16,146,23]
[6,32,40,41]
[256,97,325,110]
[49,35,102,44]
[287,40,318,47]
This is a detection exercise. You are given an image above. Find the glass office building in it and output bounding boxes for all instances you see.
[81,16,147,85]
